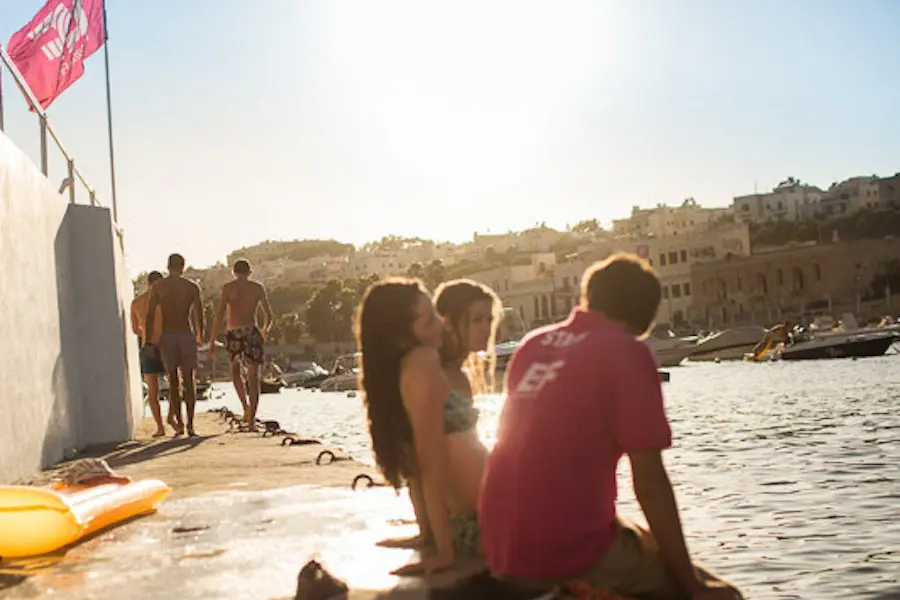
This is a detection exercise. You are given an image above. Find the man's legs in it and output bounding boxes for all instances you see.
[246,362,260,426]
[245,327,266,427]
[183,367,198,436]
[181,332,200,436]
[230,357,249,419]
[166,369,184,435]
[159,334,184,435]
[145,373,165,437]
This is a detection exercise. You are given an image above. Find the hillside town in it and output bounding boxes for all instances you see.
[163,173,900,364]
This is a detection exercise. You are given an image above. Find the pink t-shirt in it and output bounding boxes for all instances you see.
[479,308,672,580]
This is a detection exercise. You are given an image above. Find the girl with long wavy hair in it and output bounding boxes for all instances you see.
[356,277,500,575]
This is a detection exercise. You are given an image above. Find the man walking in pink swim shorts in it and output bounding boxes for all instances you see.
[145,253,205,437]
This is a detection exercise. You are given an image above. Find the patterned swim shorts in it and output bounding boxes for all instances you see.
[225,325,265,365]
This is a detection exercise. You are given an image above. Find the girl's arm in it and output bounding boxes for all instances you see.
[408,475,432,542]
[396,346,454,575]
[376,476,432,549]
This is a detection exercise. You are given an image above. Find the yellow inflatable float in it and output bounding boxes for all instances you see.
[0,469,170,558]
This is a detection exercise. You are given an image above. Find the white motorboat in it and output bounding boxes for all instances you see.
[644,327,697,367]
[320,353,361,392]
[752,313,900,361]
[690,325,768,361]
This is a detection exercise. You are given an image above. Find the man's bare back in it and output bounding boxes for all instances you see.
[223,278,267,331]
[150,276,202,333]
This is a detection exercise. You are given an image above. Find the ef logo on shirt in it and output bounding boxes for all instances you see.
[515,360,566,394]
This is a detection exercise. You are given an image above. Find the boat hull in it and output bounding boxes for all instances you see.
[781,335,896,361]
[261,378,284,394]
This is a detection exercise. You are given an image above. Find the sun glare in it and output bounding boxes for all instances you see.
[303,1,619,239]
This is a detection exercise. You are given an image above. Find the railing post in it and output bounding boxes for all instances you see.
[0,69,5,133]
[67,159,76,204]
[90,189,97,207]
[39,116,48,176]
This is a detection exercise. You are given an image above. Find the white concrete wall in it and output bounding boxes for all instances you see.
[0,132,141,483]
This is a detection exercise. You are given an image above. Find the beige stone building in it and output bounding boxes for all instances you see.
[818,176,880,218]
[876,174,900,210]
[733,178,824,223]
[467,254,561,330]
[690,238,900,327]
[612,198,730,238]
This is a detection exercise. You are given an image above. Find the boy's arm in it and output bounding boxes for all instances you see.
[629,450,702,595]
[615,341,739,599]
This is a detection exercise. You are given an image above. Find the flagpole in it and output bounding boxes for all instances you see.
[102,0,119,224]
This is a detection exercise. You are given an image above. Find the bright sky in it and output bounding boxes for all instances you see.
[2,0,899,274]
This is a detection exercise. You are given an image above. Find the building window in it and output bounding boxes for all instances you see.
[533,297,539,318]
[672,284,682,298]
[793,268,805,291]
[684,282,691,296]
[777,269,784,286]
[662,286,669,299]
[659,253,667,267]
[814,264,821,282]
[758,274,768,295]
[680,249,687,263]
[668,251,678,264]
[541,295,550,318]
[737,277,742,292]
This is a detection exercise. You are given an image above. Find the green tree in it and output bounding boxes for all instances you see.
[352,273,381,297]
[268,282,317,316]
[423,259,448,289]
[571,218,602,235]
[406,262,425,279]
[305,278,368,343]
[269,313,306,345]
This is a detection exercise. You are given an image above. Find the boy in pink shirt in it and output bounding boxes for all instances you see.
[479,253,741,600]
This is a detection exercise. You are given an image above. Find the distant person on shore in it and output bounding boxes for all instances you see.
[208,258,274,427]
[356,278,499,575]
[479,253,742,599]
[130,270,166,437]
[145,253,205,437]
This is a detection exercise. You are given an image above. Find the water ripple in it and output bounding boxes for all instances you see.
[201,353,900,599]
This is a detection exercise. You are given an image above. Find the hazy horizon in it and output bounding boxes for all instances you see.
[3,0,899,274]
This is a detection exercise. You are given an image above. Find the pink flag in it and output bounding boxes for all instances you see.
[6,0,105,110]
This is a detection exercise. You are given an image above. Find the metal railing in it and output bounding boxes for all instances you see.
[0,45,108,216]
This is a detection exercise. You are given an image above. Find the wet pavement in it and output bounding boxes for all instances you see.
[0,485,479,599]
